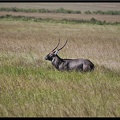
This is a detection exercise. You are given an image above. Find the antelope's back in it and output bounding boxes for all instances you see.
[64,58,94,71]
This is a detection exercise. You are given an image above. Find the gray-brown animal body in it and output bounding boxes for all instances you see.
[45,39,94,72]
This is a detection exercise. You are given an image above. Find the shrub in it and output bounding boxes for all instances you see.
[84,10,92,14]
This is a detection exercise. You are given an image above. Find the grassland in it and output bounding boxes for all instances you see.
[0,3,120,117]
[0,19,120,117]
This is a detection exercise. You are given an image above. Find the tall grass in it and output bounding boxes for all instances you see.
[0,20,120,117]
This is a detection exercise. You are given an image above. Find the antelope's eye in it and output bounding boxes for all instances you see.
[49,52,54,56]
[50,51,55,55]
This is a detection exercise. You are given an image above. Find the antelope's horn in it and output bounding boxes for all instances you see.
[51,39,60,52]
[58,39,68,51]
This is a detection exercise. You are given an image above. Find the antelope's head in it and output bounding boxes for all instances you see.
[45,39,68,61]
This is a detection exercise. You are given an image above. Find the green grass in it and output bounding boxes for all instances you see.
[0,64,120,117]
[0,19,120,117]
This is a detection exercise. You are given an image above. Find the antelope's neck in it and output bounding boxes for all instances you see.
[52,55,63,70]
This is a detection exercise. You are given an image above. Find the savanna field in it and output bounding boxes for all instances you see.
[0,3,120,117]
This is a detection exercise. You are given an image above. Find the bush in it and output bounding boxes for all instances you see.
[84,10,92,14]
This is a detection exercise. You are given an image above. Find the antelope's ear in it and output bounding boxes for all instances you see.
[54,50,59,55]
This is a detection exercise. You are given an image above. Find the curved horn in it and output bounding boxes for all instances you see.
[51,39,60,52]
[58,39,68,51]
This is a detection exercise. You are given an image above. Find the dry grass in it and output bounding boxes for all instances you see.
[0,20,120,117]
[0,20,120,70]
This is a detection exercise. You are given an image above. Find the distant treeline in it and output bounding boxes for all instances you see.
[0,14,120,25]
[0,7,120,15]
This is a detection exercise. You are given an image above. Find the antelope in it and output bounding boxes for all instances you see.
[45,39,94,72]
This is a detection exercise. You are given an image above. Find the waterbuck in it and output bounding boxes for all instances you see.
[45,39,94,72]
